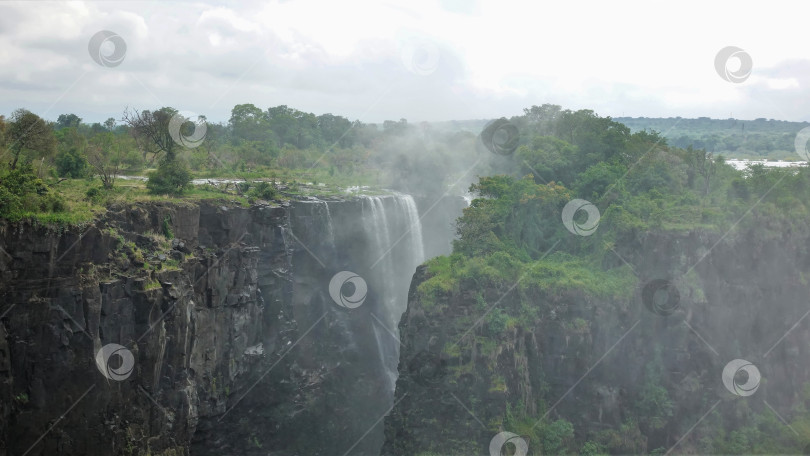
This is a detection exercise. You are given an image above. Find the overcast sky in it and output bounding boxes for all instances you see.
[1,0,808,124]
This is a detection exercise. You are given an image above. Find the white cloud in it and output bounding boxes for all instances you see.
[0,0,808,123]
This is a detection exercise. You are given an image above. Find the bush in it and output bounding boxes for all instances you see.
[0,186,22,220]
[38,192,66,212]
[1,164,47,197]
[0,165,65,220]
[146,160,192,195]
[85,186,105,204]
[55,147,88,178]
[247,181,276,200]
[162,216,174,239]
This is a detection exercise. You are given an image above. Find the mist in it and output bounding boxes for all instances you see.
[3,1,810,455]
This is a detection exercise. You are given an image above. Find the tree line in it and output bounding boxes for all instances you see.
[0,103,450,195]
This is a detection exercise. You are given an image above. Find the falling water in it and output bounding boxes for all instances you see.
[358,194,426,393]
[322,201,335,250]
[397,192,425,264]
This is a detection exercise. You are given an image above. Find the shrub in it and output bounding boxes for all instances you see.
[146,160,192,195]
[247,181,276,200]
[0,165,65,220]
[85,186,103,203]
[0,186,22,220]
[38,192,66,212]
[1,164,47,197]
[55,147,88,178]
[162,216,174,239]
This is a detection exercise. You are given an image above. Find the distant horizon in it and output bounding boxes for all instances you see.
[6,107,810,127]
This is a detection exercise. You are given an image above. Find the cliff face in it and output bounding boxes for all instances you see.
[0,201,288,456]
[0,195,464,456]
[383,226,810,455]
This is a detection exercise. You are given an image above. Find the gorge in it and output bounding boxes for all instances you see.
[3,177,810,455]
[3,110,810,456]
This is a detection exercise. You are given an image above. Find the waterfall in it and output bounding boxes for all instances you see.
[397,192,425,264]
[356,194,426,393]
[322,201,335,250]
[286,193,441,454]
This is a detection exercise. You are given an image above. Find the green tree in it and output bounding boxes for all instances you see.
[556,109,631,166]
[87,132,122,189]
[522,103,562,136]
[455,175,571,259]
[123,107,194,194]
[146,160,191,195]
[317,113,354,147]
[266,105,322,148]
[55,147,88,178]
[0,163,64,220]
[230,103,275,144]
[685,146,717,196]
[517,135,578,186]
[575,161,627,199]
[56,113,82,129]
[6,109,56,170]
[542,419,575,454]
[55,126,87,155]
[122,106,181,163]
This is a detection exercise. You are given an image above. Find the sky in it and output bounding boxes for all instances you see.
[1,0,809,124]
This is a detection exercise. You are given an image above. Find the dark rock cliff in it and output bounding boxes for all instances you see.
[0,195,464,456]
[383,227,810,454]
[0,200,288,456]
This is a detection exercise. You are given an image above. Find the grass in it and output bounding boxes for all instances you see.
[30,177,252,226]
[519,255,637,300]
[2,158,414,229]
[163,259,181,271]
[144,230,171,250]
[417,251,638,320]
